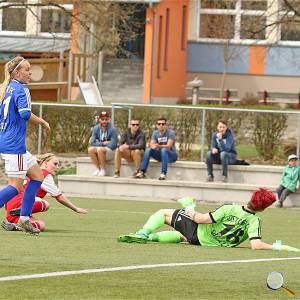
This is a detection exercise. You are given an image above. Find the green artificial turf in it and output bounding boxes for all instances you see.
[0,197,299,299]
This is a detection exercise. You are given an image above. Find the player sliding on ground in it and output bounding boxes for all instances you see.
[118,188,300,252]
[2,153,88,232]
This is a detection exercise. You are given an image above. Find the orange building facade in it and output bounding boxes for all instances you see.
[143,0,189,103]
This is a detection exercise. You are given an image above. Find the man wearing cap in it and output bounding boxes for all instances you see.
[276,154,300,208]
[88,111,118,176]
[118,188,300,252]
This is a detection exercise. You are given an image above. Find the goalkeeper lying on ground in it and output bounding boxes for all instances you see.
[118,188,299,252]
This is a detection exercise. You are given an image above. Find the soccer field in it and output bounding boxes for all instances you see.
[0,197,299,300]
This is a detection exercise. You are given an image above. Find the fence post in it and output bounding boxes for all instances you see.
[192,87,198,105]
[67,51,73,101]
[128,108,132,127]
[37,104,43,155]
[57,50,64,102]
[97,51,103,89]
[225,89,230,105]
[263,90,268,105]
[111,105,115,126]
[297,114,300,159]
[200,109,206,162]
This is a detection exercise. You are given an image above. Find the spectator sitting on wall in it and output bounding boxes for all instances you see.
[276,154,300,208]
[88,111,118,176]
[135,116,177,180]
[114,117,146,178]
[206,119,237,183]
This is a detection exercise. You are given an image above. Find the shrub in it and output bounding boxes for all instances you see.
[251,112,287,160]
[240,92,259,106]
[27,106,98,153]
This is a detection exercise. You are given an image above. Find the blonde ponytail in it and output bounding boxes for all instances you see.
[0,62,11,102]
[0,56,26,102]
[36,153,56,166]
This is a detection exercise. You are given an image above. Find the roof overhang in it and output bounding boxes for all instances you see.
[84,0,160,3]
[0,35,71,53]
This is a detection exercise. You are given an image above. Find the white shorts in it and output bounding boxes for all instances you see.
[1,151,38,179]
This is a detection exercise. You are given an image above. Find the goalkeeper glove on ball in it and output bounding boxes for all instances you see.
[272,240,300,252]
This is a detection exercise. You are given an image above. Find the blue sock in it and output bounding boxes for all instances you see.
[20,180,42,216]
[0,185,19,208]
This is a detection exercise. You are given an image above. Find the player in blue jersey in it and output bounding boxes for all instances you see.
[0,56,50,234]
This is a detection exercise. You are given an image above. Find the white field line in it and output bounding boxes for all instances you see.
[52,207,150,215]
[0,257,299,282]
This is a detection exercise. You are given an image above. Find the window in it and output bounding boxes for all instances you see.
[2,7,26,31]
[198,0,300,44]
[41,8,72,33]
[0,2,72,35]
[279,1,300,42]
[240,15,266,40]
[281,18,300,41]
[280,0,300,11]
[201,0,236,9]
[241,1,267,10]
[200,14,235,39]
[199,0,268,42]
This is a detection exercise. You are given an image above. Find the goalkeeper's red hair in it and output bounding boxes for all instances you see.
[248,188,276,211]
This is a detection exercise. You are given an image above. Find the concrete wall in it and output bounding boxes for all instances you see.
[187,42,300,97]
[188,41,300,77]
[187,72,300,99]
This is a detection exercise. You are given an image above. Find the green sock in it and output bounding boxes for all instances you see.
[137,211,165,236]
[148,231,181,243]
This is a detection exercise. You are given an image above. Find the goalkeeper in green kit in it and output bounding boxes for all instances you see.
[118,188,299,252]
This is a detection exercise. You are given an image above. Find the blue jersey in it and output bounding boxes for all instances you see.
[0,80,31,154]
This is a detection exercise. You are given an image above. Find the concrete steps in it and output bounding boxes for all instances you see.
[57,157,299,207]
[101,58,143,103]
[76,157,283,185]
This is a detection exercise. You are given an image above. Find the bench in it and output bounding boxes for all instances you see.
[258,91,300,107]
[186,87,240,104]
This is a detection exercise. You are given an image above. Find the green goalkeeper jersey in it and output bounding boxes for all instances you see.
[197,204,261,247]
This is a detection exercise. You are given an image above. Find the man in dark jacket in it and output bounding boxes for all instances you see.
[114,118,145,177]
[206,119,237,183]
[88,111,118,176]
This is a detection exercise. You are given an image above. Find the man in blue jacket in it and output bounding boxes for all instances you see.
[206,119,236,182]
[88,111,118,176]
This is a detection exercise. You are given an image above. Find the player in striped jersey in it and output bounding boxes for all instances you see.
[2,153,88,231]
[0,57,50,234]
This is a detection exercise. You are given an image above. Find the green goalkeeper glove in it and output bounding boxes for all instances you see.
[177,196,195,208]
[272,240,300,252]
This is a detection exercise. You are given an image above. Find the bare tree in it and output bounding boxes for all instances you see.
[0,0,145,57]
[200,1,246,103]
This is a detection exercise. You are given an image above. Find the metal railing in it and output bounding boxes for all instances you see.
[32,102,112,154]
[32,102,300,161]
[112,102,300,161]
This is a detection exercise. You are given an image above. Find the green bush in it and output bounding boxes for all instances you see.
[25,105,290,163]
[27,106,98,153]
[251,112,287,160]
